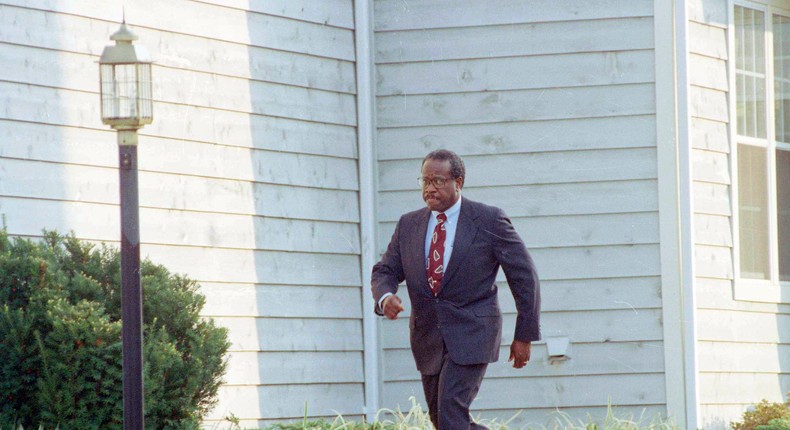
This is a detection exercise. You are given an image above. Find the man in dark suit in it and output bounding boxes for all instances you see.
[371,149,541,430]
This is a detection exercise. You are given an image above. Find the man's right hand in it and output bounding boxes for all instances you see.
[383,295,405,320]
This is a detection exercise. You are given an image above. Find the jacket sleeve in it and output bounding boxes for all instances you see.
[371,217,406,316]
[491,207,541,342]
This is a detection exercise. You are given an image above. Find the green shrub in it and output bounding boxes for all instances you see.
[0,230,230,430]
[732,397,790,430]
[757,417,790,430]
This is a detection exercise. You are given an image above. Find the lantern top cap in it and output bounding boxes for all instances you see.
[99,20,151,64]
[110,21,138,43]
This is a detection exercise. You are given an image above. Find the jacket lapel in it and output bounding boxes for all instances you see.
[441,199,478,288]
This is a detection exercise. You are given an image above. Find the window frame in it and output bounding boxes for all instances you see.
[729,0,790,302]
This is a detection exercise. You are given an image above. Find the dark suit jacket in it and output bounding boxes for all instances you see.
[372,198,540,375]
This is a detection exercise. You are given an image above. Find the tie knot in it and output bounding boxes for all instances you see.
[436,213,447,223]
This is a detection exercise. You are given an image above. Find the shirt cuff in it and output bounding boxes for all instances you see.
[378,292,393,310]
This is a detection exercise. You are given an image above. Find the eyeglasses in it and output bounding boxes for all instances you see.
[418,176,450,188]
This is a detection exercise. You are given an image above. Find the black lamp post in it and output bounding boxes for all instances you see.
[99,20,153,430]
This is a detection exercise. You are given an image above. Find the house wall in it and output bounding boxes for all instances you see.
[686,0,790,427]
[373,0,669,426]
[0,1,364,427]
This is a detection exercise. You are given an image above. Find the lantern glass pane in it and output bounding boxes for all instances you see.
[100,63,141,121]
[137,63,153,120]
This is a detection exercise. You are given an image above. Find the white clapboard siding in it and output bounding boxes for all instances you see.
[384,373,665,410]
[0,23,355,96]
[691,117,730,152]
[692,182,731,216]
[698,373,790,404]
[532,277,662,312]
[688,4,790,425]
[692,149,731,185]
[377,115,656,160]
[523,245,661,281]
[374,0,663,420]
[215,316,363,352]
[697,341,790,374]
[207,383,364,421]
[0,38,356,95]
[689,54,729,91]
[374,0,652,31]
[688,20,728,60]
[377,50,655,96]
[200,0,355,29]
[0,198,359,254]
[0,119,357,162]
[199,283,362,319]
[694,214,733,247]
[377,212,659,251]
[383,341,665,382]
[688,0,728,28]
[1,0,364,425]
[150,67,358,118]
[142,245,361,286]
[224,351,364,385]
[0,79,357,131]
[690,86,729,123]
[697,309,790,343]
[377,84,655,128]
[379,149,657,190]
[381,308,663,350]
[695,244,734,280]
[0,2,355,61]
[699,405,756,430]
[695,278,790,314]
[376,17,654,63]
[0,158,360,222]
[10,0,355,30]
[385,276,661,317]
[5,134,362,191]
[378,181,659,221]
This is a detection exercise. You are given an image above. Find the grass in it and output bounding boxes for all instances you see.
[222,397,680,430]
[5,398,680,430]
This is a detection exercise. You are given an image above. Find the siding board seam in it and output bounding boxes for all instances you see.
[1,41,358,94]
[0,80,358,127]
[375,81,656,98]
[373,16,654,34]
[0,118,358,154]
[374,48,656,66]
[0,194,361,224]
[376,114,657,130]
[688,19,728,30]
[2,3,357,59]
[187,0,356,30]
[0,158,360,193]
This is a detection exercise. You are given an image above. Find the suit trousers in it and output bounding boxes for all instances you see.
[420,346,488,430]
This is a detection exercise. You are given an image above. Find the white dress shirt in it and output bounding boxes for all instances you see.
[379,197,463,309]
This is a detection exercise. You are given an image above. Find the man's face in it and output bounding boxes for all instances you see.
[421,158,463,212]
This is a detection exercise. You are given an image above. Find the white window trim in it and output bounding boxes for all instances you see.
[729,0,790,303]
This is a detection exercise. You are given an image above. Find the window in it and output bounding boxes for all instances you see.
[732,2,790,302]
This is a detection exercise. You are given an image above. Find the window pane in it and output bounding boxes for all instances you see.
[775,14,790,144]
[739,144,771,279]
[778,149,790,282]
[735,6,767,139]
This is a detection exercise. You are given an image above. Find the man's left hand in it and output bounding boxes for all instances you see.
[508,340,531,369]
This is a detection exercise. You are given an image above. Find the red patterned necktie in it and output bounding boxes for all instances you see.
[427,213,447,296]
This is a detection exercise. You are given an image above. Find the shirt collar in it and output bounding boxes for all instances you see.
[432,196,462,220]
